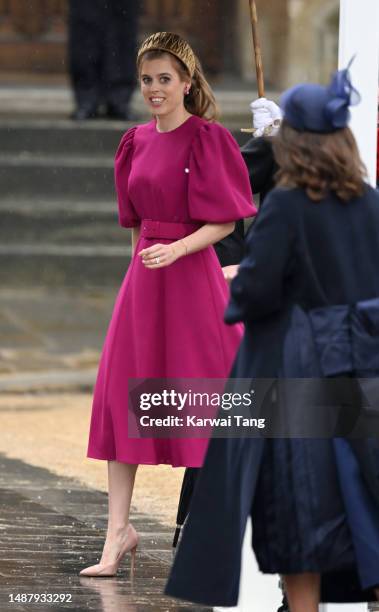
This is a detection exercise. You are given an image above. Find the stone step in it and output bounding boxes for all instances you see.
[0,85,263,121]
[0,250,131,286]
[0,198,125,244]
[0,127,251,203]
[0,243,131,256]
[0,198,114,212]
[0,198,132,285]
[0,134,251,200]
[0,118,250,157]
[0,153,115,200]
[0,119,251,202]
[0,119,127,156]
[0,113,254,286]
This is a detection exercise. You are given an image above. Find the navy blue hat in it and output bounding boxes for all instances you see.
[280,63,360,133]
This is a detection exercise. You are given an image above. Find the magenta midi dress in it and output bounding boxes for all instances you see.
[87,114,256,467]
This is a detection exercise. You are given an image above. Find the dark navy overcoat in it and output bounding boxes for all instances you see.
[166,184,379,607]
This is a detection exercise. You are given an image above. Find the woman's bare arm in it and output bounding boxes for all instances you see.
[131,225,141,256]
[178,222,235,256]
[138,222,235,269]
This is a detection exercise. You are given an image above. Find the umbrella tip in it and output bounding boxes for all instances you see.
[172,526,181,549]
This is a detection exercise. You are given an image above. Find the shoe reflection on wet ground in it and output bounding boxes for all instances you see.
[0,455,209,611]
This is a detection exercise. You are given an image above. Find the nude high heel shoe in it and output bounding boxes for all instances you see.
[79,524,139,578]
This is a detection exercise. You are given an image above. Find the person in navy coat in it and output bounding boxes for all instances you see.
[165,68,379,611]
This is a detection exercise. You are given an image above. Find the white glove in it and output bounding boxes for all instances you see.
[250,97,282,137]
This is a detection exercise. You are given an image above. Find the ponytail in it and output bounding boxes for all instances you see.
[185,56,219,121]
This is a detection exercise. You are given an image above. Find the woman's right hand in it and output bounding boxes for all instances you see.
[138,240,186,269]
[222,265,239,284]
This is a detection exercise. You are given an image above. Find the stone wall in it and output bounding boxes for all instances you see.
[0,0,340,88]
[286,0,339,85]
[235,0,339,90]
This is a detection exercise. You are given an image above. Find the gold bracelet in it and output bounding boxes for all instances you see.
[180,238,188,256]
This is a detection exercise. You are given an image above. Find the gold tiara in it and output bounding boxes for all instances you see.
[137,32,196,78]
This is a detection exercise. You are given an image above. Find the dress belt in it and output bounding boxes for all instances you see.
[141,219,200,240]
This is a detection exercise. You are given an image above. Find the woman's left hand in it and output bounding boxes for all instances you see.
[138,242,185,269]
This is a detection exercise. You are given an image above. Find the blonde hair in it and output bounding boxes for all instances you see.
[137,49,219,121]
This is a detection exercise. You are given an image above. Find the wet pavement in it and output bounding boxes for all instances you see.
[0,453,209,612]
[0,287,113,388]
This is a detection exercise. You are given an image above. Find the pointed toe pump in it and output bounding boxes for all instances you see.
[79,524,139,578]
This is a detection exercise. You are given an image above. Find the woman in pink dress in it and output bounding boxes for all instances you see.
[80,32,255,577]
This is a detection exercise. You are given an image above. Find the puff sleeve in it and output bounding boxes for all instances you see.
[114,127,139,228]
[188,122,257,223]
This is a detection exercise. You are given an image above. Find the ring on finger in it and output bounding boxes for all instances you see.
[155,256,160,265]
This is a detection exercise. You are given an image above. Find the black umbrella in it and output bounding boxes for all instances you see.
[172,467,198,548]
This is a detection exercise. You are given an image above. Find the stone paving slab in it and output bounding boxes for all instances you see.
[0,287,113,380]
[0,454,210,612]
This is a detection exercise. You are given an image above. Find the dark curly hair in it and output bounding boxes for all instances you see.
[273,120,367,201]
